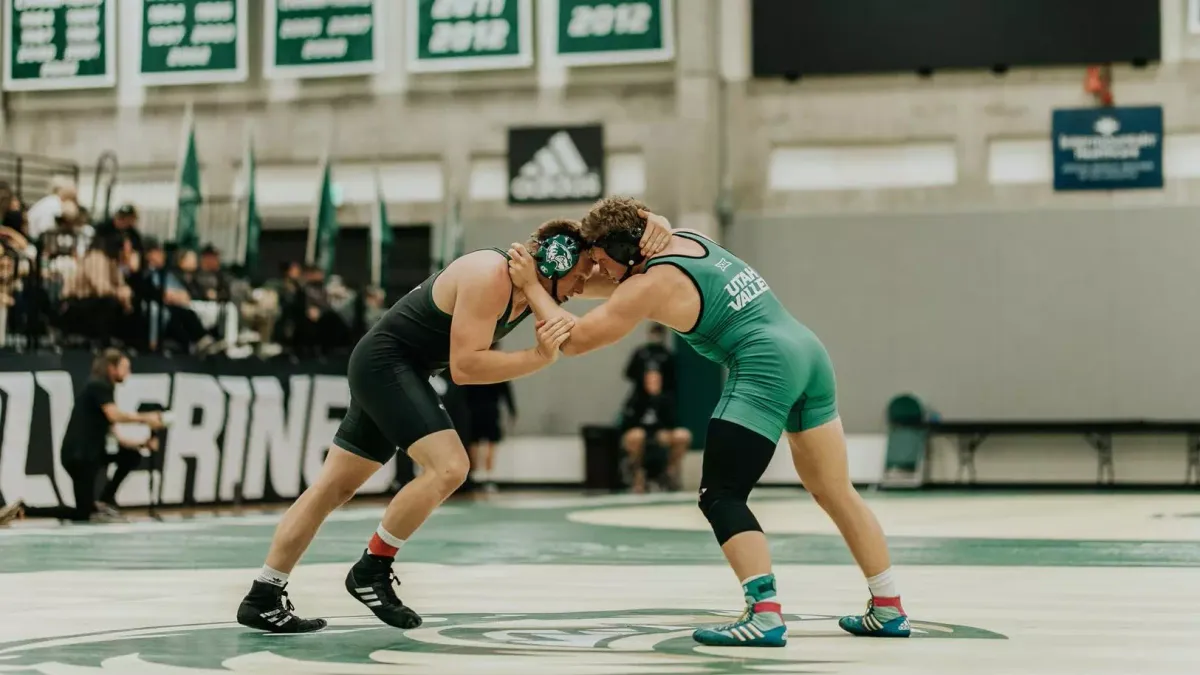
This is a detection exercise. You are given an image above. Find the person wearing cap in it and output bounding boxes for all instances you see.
[93,203,143,256]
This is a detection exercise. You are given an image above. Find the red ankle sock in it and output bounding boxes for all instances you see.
[872,595,905,614]
[753,601,782,615]
[368,532,398,557]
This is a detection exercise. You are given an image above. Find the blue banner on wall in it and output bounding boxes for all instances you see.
[1052,106,1163,191]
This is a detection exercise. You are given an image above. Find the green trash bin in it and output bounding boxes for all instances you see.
[882,393,929,487]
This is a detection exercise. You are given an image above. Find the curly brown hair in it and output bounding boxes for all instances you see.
[580,196,648,242]
[526,218,582,256]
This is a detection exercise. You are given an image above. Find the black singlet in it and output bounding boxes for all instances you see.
[370,248,532,374]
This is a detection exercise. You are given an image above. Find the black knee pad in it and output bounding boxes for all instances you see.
[698,487,762,546]
[697,418,777,546]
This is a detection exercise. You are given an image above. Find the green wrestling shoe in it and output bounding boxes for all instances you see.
[838,597,911,638]
[693,573,788,647]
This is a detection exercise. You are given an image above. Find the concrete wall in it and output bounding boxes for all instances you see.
[6,0,1200,436]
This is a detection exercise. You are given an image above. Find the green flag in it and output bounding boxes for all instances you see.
[369,170,393,290]
[307,156,339,276]
[240,132,262,277]
[174,107,202,250]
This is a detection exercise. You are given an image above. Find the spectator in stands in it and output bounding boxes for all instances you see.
[26,176,79,240]
[625,323,676,396]
[93,203,142,255]
[195,244,231,302]
[363,286,387,326]
[292,264,350,353]
[620,366,691,493]
[135,238,208,352]
[58,233,136,346]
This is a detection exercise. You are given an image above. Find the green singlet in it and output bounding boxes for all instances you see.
[644,232,838,441]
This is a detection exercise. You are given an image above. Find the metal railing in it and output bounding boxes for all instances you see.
[0,151,80,206]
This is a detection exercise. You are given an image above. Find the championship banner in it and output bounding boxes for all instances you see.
[551,0,673,66]
[407,0,532,73]
[264,0,382,80]
[3,0,116,91]
[0,354,397,511]
[508,124,604,205]
[1052,106,1164,191]
[139,0,248,86]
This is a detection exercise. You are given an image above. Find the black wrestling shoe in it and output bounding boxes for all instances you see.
[345,551,423,629]
[236,580,328,633]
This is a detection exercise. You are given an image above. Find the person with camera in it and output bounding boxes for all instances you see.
[59,349,164,522]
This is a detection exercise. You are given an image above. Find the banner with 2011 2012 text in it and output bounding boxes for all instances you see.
[0,354,397,512]
[407,0,532,73]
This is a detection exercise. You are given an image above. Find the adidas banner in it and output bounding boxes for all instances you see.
[0,354,398,511]
[508,125,605,205]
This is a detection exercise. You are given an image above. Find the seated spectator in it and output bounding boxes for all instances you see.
[264,261,303,345]
[363,286,387,326]
[292,264,350,354]
[26,176,79,240]
[625,323,676,396]
[135,238,208,352]
[194,244,231,302]
[57,233,137,346]
[620,367,691,493]
[92,203,142,256]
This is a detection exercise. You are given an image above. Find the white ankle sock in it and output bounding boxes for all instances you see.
[257,565,289,587]
[866,568,899,598]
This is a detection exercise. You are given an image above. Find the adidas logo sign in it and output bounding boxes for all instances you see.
[510,131,602,202]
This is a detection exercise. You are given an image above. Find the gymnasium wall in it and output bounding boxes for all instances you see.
[729,206,1200,434]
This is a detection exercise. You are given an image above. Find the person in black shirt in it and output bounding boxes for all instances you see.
[624,323,675,395]
[92,203,143,256]
[621,366,691,493]
[58,349,163,522]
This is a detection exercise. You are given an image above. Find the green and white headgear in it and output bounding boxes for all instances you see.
[533,233,584,301]
[534,233,582,280]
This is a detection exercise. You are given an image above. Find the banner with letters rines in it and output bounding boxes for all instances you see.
[0,354,396,511]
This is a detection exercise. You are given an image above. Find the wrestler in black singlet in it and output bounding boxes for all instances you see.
[334,249,531,462]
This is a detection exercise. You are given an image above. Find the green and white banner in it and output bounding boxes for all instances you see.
[264,0,381,79]
[407,0,532,73]
[551,0,673,66]
[3,0,116,91]
[140,0,247,85]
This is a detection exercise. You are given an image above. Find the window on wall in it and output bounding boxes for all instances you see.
[257,223,432,302]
